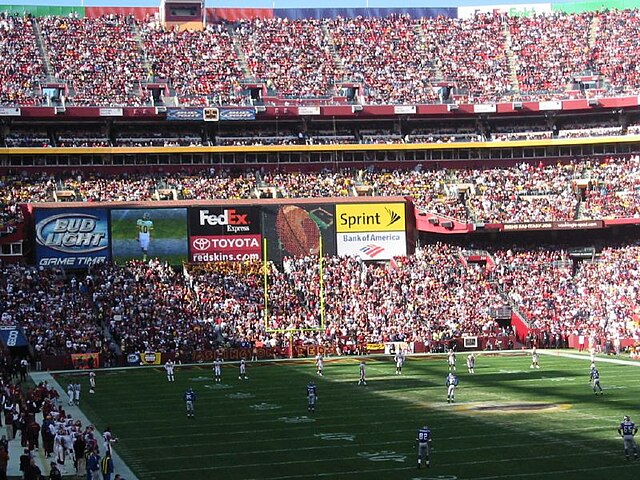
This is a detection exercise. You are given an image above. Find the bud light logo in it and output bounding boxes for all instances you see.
[36,213,108,254]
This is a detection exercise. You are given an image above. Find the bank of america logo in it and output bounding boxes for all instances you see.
[360,244,385,258]
[386,208,401,227]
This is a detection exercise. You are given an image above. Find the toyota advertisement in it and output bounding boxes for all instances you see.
[335,203,407,260]
[35,208,110,268]
[188,206,262,262]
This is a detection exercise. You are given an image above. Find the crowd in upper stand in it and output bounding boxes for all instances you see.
[2,242,638,359]
[1,155,640,234]
[3,10,640,106]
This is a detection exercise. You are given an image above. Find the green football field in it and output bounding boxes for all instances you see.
[56,352,640,480]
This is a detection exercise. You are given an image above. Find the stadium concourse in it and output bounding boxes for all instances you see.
[2,10,640,106]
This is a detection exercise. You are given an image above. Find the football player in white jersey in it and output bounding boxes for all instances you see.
[358,361,367,385]
[213,358,223,383]
[136,212,154,262]
[530,347,540,369]
[394,350,405,375]
[239,359,248,380]
[446,373,459,404]
[89,371,96,394]
[447,349,456,371]
[315,354,324,376]
[164,360,175,382]
[466,354,476,374]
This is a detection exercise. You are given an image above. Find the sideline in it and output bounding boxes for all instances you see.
[8,371,140,480]
[538,349,640,367]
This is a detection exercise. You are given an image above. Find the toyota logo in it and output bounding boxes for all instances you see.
[192,238,211,251]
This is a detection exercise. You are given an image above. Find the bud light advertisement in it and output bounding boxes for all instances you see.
[35,208,110,268]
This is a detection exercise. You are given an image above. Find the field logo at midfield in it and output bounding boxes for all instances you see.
[278,416,315,423]
[457,402,571,414]
[357,451,406,462]
[314,433,356,442]
[227,392,254,399]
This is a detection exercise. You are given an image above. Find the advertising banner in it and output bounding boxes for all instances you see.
[189,206,262,262]
[393,105,416,115]
[218,107,256,121]
[0,107,20,116]
[35,208,110,268]
[336,203,406,233]
[139,351,162,365]
[111,208,188,265]
[70,353,100,369]
[190,235,262,262]
[99,107,123,117]
[0,326,29,347]
[502,220,604,232]
[189,206,261,236]
[262,204,336,264]
[457,3,551,18]
[166,107,204,121]
[337,231,407,260]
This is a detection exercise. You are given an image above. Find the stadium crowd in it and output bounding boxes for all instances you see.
[3,10,640,105]
[2,155,640,232]
[2,240,639,361]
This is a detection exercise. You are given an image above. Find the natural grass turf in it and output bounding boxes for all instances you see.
[56,353,640,480]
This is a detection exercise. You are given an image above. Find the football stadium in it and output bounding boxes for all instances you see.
[1,0,640,478]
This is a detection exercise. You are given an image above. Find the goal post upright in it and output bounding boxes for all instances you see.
[263,237,269,330]
[319,235,325,330]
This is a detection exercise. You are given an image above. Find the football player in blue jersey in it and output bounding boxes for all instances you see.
[183,388,196,418]
[618,415,639,461]
[589,366,603,395]
[307,381,317,413]
[416,425,432,468]
[446,373,459,404]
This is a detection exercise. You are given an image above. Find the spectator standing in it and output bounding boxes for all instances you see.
[0,445,8,480]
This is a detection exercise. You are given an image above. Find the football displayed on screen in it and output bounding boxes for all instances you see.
[275,205,321,257]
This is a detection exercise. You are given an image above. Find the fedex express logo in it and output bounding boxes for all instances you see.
[199,209,250,233]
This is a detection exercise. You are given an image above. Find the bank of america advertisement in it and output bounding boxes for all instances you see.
[188,206,262,262]
[336,203,407,260]
[35,208,110,268]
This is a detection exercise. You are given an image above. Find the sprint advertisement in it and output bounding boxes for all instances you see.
[336,203,407,260]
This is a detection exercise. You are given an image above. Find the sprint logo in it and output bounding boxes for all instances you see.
[386,207,401,227]
[360,244,385,258]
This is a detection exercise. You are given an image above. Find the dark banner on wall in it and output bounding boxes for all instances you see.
[261,204,336,264]
[0,326,29,348]
[111,208,188,265]
[188,206,262,262]
[35,208,110,268]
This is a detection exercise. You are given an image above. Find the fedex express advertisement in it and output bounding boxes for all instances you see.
[188,206,262,262]
[35,208,110,268]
